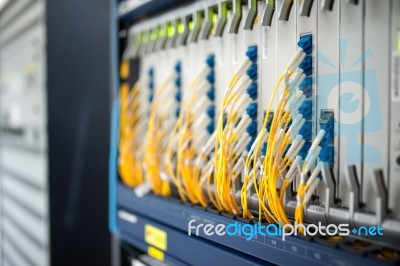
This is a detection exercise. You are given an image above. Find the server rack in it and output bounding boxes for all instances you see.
[111,1,400,265]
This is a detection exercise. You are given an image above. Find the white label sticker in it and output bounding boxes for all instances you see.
[392,52,400,102]
[118,210,137,224]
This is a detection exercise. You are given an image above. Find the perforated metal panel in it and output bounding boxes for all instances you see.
[0,1,49,265]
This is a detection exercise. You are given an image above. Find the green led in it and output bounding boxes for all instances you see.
[158,25,165,37]
[397,30,400,51]
[178,22,185,34]
[140,32,146,43]
[189,21,194,30]
[150,29,157,41]
[167,24,175,37]
[212,12,218,24]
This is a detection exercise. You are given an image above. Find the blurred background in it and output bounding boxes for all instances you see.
[0,0,111,265]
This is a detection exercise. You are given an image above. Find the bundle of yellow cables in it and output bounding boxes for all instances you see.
[118,60,151,187]
[165,56,215,206]
[144,64,180,196]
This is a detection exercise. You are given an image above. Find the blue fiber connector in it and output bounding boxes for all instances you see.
[246,45,258,63]
[175,76,181,88]
[321,117,334,146]
[246,103,258,120]
[320,146,334,165]
[246,64,258,81]
[175,107,180,117]
[175,62,181,73]
[246,121,258,137]
[299,142,312,159]
[299,121,312,141]
[175,91,181,102]
[207,122,215,134]
[206,105,215,118]
[297,34,312,55]
[299,77,312,97]
[207,72,215,84]
[206,54,215,68]
[299,56,312,76]
[206,87,215,100]
[246,83,258,100]
[298,100,312,120]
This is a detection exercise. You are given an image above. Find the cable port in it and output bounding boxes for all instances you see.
[175,91,181,102]
[246,82,258,100]
[299,55,312,76]
[206,54,215,68]
[246,103,258,119]
[207,72,215,84]
[207,122,215,134]
[246,64,258,81]
[299,77,312,97]
[320,146,334,165]
[246,45,258,62]
[246,121,258,137]
[206,105,215,118]
[297,34,312,55]
[206,87,215,100]
[175,107,180,117]
[320,110,334,146]
[298,100,312,120]
[175,76,181,88]
[299,121,312,141]
[299,142,312,159]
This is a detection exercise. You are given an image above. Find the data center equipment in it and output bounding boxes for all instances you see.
[111,0,400,265]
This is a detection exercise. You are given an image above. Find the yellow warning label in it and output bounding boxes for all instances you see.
[144,224,167,251]
[147,246,164,261]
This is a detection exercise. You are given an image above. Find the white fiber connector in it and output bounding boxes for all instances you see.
[306,162,323,187]
[231,94,252,115]
[233,134,251,155]
[291,95,306,115]
[234,58,252,78]
[190,66,211,89]
[192,113,211,132]
[199,131,216,155]
[195,79,210,96]
[288,69,304,92]
[303,178,321,204]
[286,134,303,158]
[287,156,302,182]
[289,117,306,139]
[304,146,321,172]
[230,75,252,97]
[249,130,269,158]
[234,114,252,136]
[286,49,305,72]
[192,96,211,114]
[309,129,326,152]
[291,139,305,160]
[193,130,209,150]
[287,90,304,113]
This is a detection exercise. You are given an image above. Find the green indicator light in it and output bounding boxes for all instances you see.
[397,30,400,51]
[150,30,157,41]
[143,32,149,43]
[140,32,145,43]
[178,22,185,34]
[189,21,194,30]
[158,25,165,37]
[167,24,175,37]
[212,12,218,24]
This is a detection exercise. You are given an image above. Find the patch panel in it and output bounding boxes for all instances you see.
[112,0,400,265]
